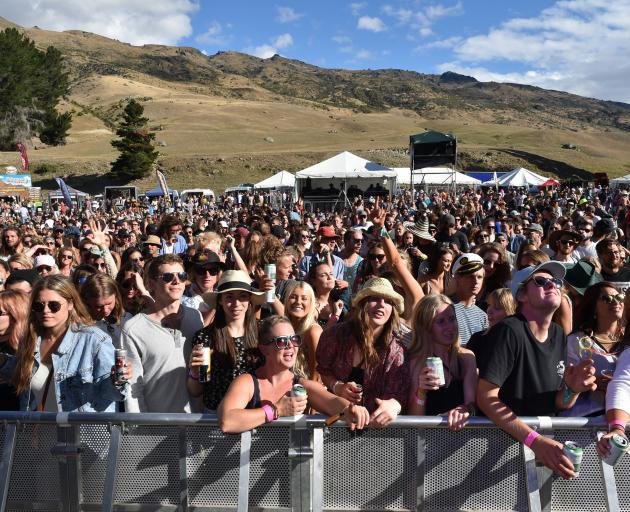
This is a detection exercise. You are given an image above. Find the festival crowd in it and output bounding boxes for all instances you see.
[0,183,630,479]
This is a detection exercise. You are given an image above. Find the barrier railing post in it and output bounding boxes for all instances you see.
[536,417,553,512]
[0,423,17,512]
[522,443,542,512]
[596,431,621,512]
[311,427,323,512]
[288,423,313,512]
[53,419,82,512]
[102,424,121,512]
[415,428,426,512]
[237,430,251,512]
[178,427,189,510]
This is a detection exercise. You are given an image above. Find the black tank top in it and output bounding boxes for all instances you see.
[246,372,301,409]
[425,378,465,416]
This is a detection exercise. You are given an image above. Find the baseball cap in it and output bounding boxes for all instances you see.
[595,218,616,234]
[270,225,287,238]
[525,223,544,234]
[510,261,566,297]
[34,255,56,269]
[219,220,229,228]
[452,253,484,275]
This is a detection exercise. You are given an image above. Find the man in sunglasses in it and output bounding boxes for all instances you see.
[596,239,630,287]
[477,261,597,480]
[122,254,203,413]
[435,214,469,254]
[574,220,597,259]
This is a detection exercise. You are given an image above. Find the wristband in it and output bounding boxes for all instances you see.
[523,431,540,448]
[188,368,199,380]
[329,314,339,322]
[331,380,342,394]
[379,227,391,239]
[262,404,275,423]
[413,396,425,406]
[609,420,627,432]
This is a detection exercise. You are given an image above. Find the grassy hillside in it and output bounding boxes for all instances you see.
[1,17,629,193]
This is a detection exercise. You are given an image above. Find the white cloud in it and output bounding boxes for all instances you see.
[357,16,387,32]
[332,35,352,44]
[276,6,303,23]
[382,2,463,37]
[422,36,462,49]
[244,33,294,59]
[355,49,374,59]
[196,21,231,46]
[2,0,197,45]
[350,2,367,16]
[443,0,630,102]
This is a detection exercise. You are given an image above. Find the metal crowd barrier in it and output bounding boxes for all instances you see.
[0,412,627,512]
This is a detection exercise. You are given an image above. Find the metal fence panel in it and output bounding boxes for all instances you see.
[6,424,59,511]
[323,427,417,511]
[615,440,630,512]
[80,424,111,505]
[425,427,528,512]
[249,426,291,509]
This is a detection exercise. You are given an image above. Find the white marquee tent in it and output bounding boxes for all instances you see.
[481,167,547,187]
[395,167,481,186]
[254,170,295,189]
[295,151,397,195]
[610,174,630,187]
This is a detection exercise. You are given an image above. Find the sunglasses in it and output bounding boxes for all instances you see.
[367,254,386,261]
[199,267,220,276]
[352,238,364,244]
[526,276,564,289]
[601,293,625,304]
[130,257,144,263]
[96,263,107,269]
[158,271,188,283]
[122,278,137,290]
[559,239,576,246]
[37,265,53,272]
[32,301,63,313]
[62,254,74,260]
[260,334,303,350]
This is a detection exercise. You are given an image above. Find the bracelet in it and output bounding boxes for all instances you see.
[329,314,339,322]
[413,396,425,406]
[188,368,199,380]
[379,227,391,239]
[609,420,627,432]
[523,431,540,448]
[261,404,275,423]
[331,380,342,394]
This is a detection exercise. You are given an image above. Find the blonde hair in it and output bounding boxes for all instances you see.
[409,294,462,379]
[487,288,516,317]
[195,231,222,254]
[283,282,318,378]
[8,252,33,269]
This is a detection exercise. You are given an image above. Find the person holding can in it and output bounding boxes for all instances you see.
[407,294,478,431]
[218,315,369,433]
[316,278,409,427]
[597,344,630,465]
[476,261,597,480]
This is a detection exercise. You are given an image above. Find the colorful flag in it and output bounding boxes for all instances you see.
[54,177,73,208]
[493,171,499,191]
[16,143,29,171]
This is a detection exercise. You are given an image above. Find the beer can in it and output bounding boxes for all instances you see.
[604,434,629,466]
[115,349,127,382]
[563,441,583,477]
[291,384,308,397]
[426,357,446,386]
[264,264,276,303]
[198,346,211,383]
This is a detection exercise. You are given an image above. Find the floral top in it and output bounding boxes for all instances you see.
[191,329,262,411]
[316,321,410,413]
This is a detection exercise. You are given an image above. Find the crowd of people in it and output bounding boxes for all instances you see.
[0,183,629,479]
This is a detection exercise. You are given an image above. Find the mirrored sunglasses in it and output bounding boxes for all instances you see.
[260,334,302,350]
[158,271,188,283]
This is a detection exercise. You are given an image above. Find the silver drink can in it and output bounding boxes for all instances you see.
[114,349,127,382]
[563,441,583,477]
[604,434,629,466]
[426,357,446,386]
[264,264,276,303]
[291,384,308,397]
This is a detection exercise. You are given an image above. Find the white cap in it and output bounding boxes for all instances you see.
[34,255,56,269]
[452,253,484,275]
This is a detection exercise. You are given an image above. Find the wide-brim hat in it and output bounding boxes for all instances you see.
[548,229,583,251]
[143,235,162,246]
[202,270,265,306]
[564,260,602,295]
[352,277,404,315]
[317,226,340,239]
[403,217,436,243]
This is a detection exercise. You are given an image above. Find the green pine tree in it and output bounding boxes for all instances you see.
[110,99,158,181]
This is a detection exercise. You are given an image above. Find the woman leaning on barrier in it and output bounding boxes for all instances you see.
[316,278,409,427]
[0,275,131,412]
[218,315,369,433]
[407,294,478,431]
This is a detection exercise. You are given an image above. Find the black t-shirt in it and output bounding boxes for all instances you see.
[436,230,469,252]
[0,345,19,411]
[601,266,630,286]
[478,314,565,416]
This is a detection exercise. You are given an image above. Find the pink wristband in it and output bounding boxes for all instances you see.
[261,404,275,423]
[609,420,627,431]
[523,431,540,448]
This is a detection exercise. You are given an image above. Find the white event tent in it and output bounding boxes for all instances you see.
[295,151,397,196]
[254,170,295,189]
[482,167,547,187]
[610,174,630,187]
[395,167,481,186]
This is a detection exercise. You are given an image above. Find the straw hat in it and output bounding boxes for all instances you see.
[352,277,404,315]
[403,216,436,242]
[202,270,265,306]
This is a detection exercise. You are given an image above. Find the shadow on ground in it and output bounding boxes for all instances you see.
[494,148,595,180]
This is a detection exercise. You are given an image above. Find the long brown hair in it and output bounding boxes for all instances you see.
[576,281,627,341]
[80,273,124,324]
[348,296,400,369]
[13,275,93,393]
[0,290,30,352]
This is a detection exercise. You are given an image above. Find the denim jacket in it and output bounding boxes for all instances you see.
[0,324,127,412]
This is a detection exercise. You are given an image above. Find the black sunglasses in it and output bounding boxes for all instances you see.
[32,301,63,313]
[368,254,386,261]
[526,276,564,289]
[260,334,302,350]
[199,267,221,276]
[158,271,188,283]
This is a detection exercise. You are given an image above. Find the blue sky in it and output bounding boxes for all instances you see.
[4,0,630,103]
